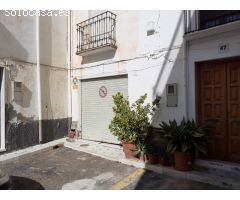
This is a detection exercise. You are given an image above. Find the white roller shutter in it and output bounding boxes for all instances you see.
[81,75,128,144]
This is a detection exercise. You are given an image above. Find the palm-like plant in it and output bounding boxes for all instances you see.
[159,119,210,155]
[133,142,146,157]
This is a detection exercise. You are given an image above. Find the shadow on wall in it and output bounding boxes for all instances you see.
[151,11,186,125]
[152,49,184,125]
[4,103,39,152]
[14,83,32,108]
[39,16,53,66]
[82,49,117,64]
[5,103,34,122]
[39,16,70,143]
[39,16,53,124]
[152,11,183,98]
[39,16,54,143]
[4,103,70,152]
[4,67,33,121]
[0,22,28,61]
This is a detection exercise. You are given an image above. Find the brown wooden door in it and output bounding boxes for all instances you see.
[227,60,240,162]
[197,58,240,163]
[197,62,228,160]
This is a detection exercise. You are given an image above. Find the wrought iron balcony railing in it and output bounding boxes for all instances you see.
[184,10,240,34]
[76,11,117,55]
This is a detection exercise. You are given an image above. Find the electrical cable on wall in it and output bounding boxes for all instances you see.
[72,55,185,79]
[71,45,182,71]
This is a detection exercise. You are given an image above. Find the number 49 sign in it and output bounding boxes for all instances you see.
[99,86,107,98]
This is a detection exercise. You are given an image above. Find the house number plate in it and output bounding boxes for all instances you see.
[218,43,229,54]
[99,86,107,98]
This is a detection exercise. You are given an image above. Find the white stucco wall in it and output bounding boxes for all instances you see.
[71,10,186,127]
[0,14,37,63]
[187,23,240,120]
[4,61,38,121]
[40,15,68,68]
[39,14,69,120]
[0,13,69,121]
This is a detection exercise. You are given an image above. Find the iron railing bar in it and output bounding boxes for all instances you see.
[77,11,116,26]
[185,10,240,34]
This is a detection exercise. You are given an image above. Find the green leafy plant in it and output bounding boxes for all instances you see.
[159,118,210,155]
[143,126,161,155]
[109,93,161,143]
[158,144,171,165]
[133,142,146,157]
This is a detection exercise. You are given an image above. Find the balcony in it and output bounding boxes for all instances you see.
[184,10,240,34]
[76,11,117,56]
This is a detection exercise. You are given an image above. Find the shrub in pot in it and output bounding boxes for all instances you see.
[159,118,210,171]
[109,92,161,159]
[146,145,159,164]
[133,142,148,162]
[144,126,171,165]
[158,145,171,166]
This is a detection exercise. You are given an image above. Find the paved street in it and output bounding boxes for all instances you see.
[1,147,222,190]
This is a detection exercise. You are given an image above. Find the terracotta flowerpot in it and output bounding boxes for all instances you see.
[147,154,159,164]
[159,157,169,166]
[174,151,193,171]
[68,130,76,139]
[121,140,135,159]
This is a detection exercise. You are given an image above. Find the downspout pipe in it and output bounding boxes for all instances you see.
[36,15,43,143]
[67,10,72,127]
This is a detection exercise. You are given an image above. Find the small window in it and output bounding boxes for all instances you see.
[167,85,175,94]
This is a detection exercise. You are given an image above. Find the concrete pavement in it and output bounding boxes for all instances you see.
[1,146,222,190]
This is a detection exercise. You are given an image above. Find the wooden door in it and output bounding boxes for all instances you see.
[197,58,240,163]
[197,62,228,160]
[227,60,240,162]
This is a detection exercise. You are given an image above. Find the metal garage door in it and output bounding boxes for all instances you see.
[81,75,128,144]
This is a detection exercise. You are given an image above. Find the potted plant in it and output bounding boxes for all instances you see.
[158,145,171,166]
[109,93,161,159]
[133,142,148,162]
[159,118,210,171]
[146,144,159,164]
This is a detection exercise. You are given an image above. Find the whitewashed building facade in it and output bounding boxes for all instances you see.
[1,10,240,163]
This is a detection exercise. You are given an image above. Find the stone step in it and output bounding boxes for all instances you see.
[188,169,240,189]
[192,159,240,189]
[195,159,240,179]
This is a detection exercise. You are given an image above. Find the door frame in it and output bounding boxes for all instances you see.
[0,66,5,151]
